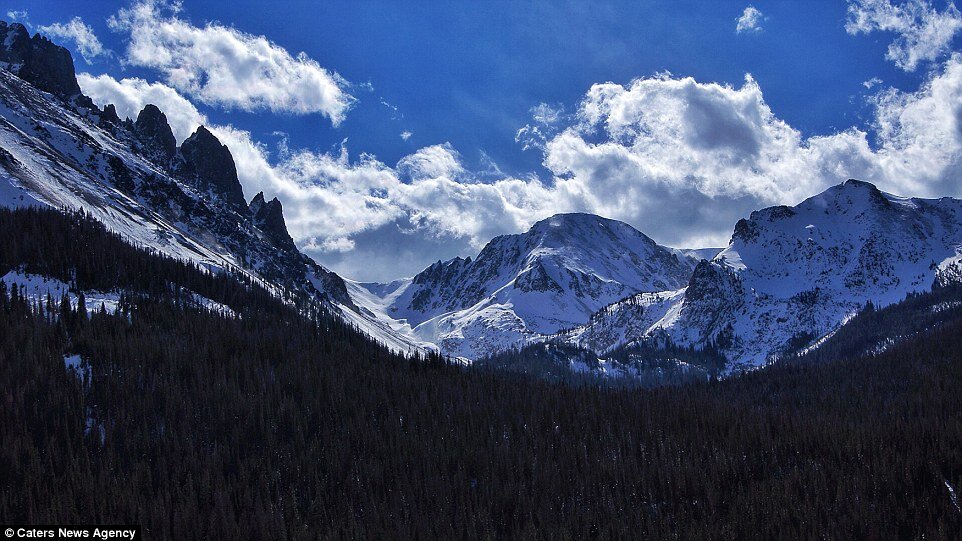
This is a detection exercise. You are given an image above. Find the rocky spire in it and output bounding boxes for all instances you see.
[101,104,121,125]
[249,192,295,248]
[178,126,248,213]
[134,104,177,166]
[0,21,88,103]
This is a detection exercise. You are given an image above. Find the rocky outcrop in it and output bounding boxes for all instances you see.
[97,104,122,132]
[513,260,564,294]
[0,21,89,105]
[250,192,295,249]
[134,104,177,166]
[177,126,248,213]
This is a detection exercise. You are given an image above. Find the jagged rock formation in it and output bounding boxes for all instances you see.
[0,22,428,351]
[176,126,248,213]
[134,104,177,166]
[0,21,90,106]
[250,192,295,248]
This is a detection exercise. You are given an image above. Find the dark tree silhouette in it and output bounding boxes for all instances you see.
[0,207,960,539]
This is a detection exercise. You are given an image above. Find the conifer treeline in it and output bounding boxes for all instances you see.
[1,208,960,538]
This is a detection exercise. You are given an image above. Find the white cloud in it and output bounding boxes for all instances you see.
[6,10,29,25]
[530,102,565,125]
[38,17,105,63]
[76,58,962,280]
[397,144,465,180]
[515,124,548,151]
[867,53,962,195]
[78,74,205,141]
[516,103,567,151]
[846,0,962,71]
[736,6,764,34]
[400,130,413,141]
[107,0,354,124]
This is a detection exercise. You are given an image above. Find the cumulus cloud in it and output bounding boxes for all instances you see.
[846,0,962,71]
[75,74,563,278]
[736,6,765,34]
[867,53,962,195]
[400,130,413,141]
[38,17,105,63]
[557,75,835,199]
[106,0,354,124]
[78,56,962,280]
[78,74,205,141]
[397,143,465,180]
[535,55,962,246]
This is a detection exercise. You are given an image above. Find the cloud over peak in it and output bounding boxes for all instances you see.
[70,0,962,280]
[78,54,962,280]
[107,0,354,124]
[6,10,29,25]
[38,17,105,63]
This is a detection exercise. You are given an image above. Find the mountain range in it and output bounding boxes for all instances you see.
[2,21,962,383]
[564,180,962,370]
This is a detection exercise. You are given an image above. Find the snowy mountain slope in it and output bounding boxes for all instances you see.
[0,23,428,355]
[353,213,698,359]
[566,179,962,369]
[0,69,252,278]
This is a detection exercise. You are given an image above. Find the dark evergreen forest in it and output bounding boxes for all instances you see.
[1,208,960,539]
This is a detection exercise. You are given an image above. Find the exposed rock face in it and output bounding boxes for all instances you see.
[100,104,121,124]
[178,126,248,213]
[134,104,177,166]
[0,21,86,102]
[513,260,565,294]
[250,192,295,248]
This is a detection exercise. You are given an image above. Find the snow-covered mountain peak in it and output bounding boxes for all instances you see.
[719,179,962,299]
[528,212,654,243]
[499,214,651,259]
[567,179,962,369]
[347,212,698,359]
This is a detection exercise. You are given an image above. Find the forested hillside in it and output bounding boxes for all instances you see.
[1,208,961,538]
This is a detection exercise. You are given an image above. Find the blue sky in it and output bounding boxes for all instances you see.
[8,1,962,280]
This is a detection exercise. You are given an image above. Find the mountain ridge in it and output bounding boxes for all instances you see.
[352,212,699,359]
[0,20,444,355]
[563,178,962,370]
[5,21,962,379]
